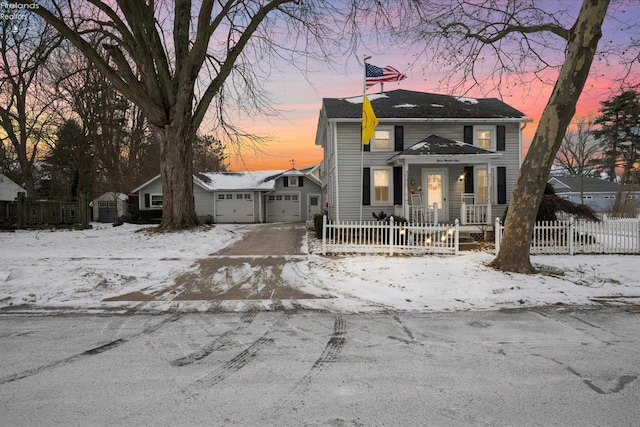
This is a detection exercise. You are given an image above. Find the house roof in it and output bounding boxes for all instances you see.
[194,170,285,191]
[549,176,640,194]
[133,167,321,193]
[93,192,128,202]
[322,89,526,120]
[397,134,498,156]
[0,173,26,201]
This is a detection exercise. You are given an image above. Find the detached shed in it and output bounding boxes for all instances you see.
[92,192,130,223]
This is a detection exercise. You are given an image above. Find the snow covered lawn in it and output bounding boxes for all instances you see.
[0,222,638,313]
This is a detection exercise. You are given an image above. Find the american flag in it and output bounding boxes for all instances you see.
[365,63,406,89]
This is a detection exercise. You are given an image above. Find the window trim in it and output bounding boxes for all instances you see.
[474,125,497,151]
[150,194,163,208]
[371,126,394,151]
[371,167,392,205]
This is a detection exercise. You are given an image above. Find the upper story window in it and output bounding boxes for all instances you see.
[465,125,505,151]
[475,126,496,150]
[288,176,299,186]
[372,127,393,151]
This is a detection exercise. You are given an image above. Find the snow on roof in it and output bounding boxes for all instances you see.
[393,104,417,108]
[456,96,479,104]
[195,170,286,191]
[343,93,389,104]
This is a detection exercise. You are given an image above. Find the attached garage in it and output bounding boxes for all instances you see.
[215,192,255,223]
[267,192,301,222]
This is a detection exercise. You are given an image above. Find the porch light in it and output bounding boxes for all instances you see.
[458,173,465,182]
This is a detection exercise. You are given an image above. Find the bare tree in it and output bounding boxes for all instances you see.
[555,115,602,203]
[0,11,61,196]
[556,116,601,177]
[12,0,337,230]
[50,43,155,196]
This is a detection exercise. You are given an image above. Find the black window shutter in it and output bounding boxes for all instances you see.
[464,126,473,144]
[363,142,370,152]
[393,167,402,205]
[497,125,506,151]
[362,168,371,206]
[497,167,507,204]
[283,177,289,187]
[394,126,404,151]
[464,166,474,194]
[144,193,150,208]
[299,176,304,187]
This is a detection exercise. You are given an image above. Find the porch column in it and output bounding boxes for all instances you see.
[486,163,492,224]
[403,163,410,219]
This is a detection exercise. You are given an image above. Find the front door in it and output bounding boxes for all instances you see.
[307,194,321,220]
[422,169,448,220]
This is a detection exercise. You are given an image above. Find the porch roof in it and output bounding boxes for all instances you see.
[388,134,501,165]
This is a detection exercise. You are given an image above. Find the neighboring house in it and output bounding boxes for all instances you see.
[0,174,27,221]
[91,192,130,223]
[315,89,530,224]
[549,176,640,213]
[0,173,26,201]
[131,168,322,223]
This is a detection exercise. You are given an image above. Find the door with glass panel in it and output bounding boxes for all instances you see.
[422,169,447,220]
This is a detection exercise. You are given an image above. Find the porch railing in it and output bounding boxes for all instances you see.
[322,215,459,256]
[460,199,491,225]
[411,202,438,224]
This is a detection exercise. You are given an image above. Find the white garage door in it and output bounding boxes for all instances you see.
[267,192,300,222]
[215,193,254,223]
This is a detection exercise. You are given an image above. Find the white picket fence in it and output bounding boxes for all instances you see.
[495,217,640,255]
[322,216,459,255]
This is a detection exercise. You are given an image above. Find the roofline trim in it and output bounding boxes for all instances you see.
[327,117,532,123]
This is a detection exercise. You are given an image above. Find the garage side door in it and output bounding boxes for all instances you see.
[267,192,300,222]
[215,193,254,223]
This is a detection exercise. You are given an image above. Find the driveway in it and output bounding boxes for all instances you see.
[106,223,328,303]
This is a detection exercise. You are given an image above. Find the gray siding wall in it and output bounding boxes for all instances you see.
[332,120,522,222]
[138,179,163,210]
[268,176,322,221]
[194,185,214,222]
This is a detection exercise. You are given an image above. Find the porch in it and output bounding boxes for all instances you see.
[389,134,501,226]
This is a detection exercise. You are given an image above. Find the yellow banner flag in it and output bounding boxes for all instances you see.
[362,95,378,145]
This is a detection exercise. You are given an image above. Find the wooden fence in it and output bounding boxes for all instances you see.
[322,216,459,255]
[1,193,90,229]
[495,217,640,255]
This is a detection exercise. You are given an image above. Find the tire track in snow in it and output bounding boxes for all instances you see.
[0,314,183,385]
[186,310,292,389]
[170,305,259,367]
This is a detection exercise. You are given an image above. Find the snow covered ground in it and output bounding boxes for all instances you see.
[0,222,638,313]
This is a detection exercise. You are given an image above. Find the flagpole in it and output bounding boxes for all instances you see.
[361,55,371,222]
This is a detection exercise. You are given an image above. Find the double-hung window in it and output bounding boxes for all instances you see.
[371,127,393,151]
[373,169,390,204]
[475,126,496,150]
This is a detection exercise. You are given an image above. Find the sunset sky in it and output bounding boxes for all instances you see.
[222,2,640,172]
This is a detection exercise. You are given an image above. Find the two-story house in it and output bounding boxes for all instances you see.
[315,89,530,225]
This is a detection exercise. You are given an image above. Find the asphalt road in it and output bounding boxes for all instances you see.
[1,307,639,426]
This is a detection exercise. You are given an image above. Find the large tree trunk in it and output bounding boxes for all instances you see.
[490,0,609,273]
[152,110,199,231]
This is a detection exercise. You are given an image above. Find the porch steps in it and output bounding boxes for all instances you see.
[458,229,493,251]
